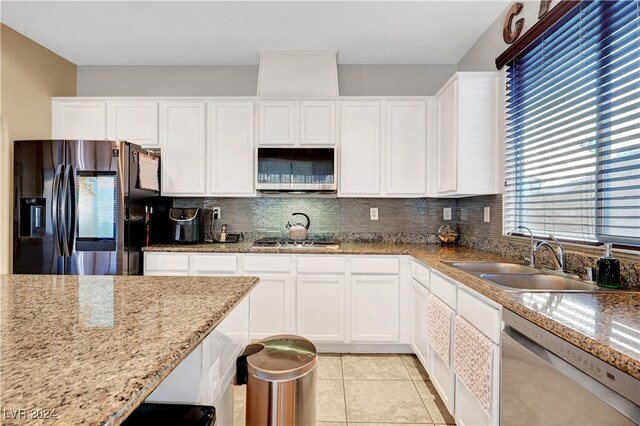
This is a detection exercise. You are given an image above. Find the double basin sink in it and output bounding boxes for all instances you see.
[445,261,600,292]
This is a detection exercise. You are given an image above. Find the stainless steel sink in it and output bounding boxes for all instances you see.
[447,261,539,275]
[481,273,600,292]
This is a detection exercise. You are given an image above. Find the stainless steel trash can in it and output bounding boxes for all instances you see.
[236,335,317,426]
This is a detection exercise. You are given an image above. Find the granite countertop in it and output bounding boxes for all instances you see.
[144,242,640,380]
[0,274,259,426]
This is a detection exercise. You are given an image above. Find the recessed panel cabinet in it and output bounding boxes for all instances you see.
[249,275,294,340]
[107,101,159,148]
[159,101,207,195]
[433,72,500,197]
[350,275,400,342]
[207,102,255,196]
[257,100,336,146]
[52,100,107,140]
[339,101,381,196]
[296,275,345,342]
[385,101,427,196]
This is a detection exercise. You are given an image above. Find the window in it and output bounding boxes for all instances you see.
[504,0,640,246]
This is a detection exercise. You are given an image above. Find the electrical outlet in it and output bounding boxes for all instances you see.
[212,207,221,220]
[484,206,491,223]
[443,207,452,221]
[370,207,379,221]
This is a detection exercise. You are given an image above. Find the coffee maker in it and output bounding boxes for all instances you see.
[169,208,202,243]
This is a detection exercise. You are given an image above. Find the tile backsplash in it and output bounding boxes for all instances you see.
[174,197,457,243]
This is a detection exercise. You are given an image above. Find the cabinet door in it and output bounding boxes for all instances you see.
[258,101,296,146]
[249,274,293,340]
[339,102,381,196]
[385,101,427,196]
[299,101,336,145]
[144,253,190,276]
[53,100,107,140]
[107,101,159,148]
[437,80,458,193]
[350,275,400,342]
[296,275,345,343]
[159,101,206,195]
[411,280,430,366]
[207,102,255,196]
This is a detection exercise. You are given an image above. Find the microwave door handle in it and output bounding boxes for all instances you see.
[51,165,63,256]
[66,165,76,254]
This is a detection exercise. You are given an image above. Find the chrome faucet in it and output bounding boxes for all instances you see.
[534,235,567,272]
[507,226,535,267]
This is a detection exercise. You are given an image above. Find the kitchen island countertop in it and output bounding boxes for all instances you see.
[0,274,259,426]
[145,242,640,380]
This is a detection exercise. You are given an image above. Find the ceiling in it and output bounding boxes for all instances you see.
[0,1,509,66]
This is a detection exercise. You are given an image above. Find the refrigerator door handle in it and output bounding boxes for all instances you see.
[61,165,75,256]
[51,165,63,256]
[66,165,76,254]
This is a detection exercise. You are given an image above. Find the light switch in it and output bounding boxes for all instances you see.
[370,207,379,221]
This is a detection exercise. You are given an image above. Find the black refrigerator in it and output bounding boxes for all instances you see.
[13,140,171,275]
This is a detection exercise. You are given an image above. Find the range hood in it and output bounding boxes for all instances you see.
[257,51,339,97]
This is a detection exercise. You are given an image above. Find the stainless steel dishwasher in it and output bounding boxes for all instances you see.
[501,310,640,425]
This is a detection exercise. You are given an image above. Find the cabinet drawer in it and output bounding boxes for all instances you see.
[410,260,430,288]
[297,256,346,274]
[145,253,189,272]
[457,289,500,343]
[430,272,457,309]
[243,255,293,273]
[351,257,399,275]
[191,254,237,274]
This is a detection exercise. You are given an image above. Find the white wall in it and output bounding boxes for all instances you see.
[77,64,457,96]
[458,1,558,71]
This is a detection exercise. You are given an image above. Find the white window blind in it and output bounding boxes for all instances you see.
[504,0,640,245]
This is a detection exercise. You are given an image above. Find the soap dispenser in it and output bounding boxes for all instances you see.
[596,243,621,288]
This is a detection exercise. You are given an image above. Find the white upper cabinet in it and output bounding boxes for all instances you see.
[299,101,336,145]
[432,72,500,197]
[52,100,107,140]
[107,101,159,148]
[339,101,381,196]
[159,101,206,195]
[340,100,429,198]
[206,102,255,196]
[385,101,427,196]
[257,101,296,145]
[257,100,336,146]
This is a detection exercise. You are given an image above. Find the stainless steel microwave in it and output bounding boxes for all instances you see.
[256,147,337,192]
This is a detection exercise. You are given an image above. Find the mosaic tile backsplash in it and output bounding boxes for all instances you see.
[174,197,457,244]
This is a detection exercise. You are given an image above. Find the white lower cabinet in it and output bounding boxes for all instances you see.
[296,275,346,342]
[411,279,430,367]
[248,274,294,340]
[350,275,400,342]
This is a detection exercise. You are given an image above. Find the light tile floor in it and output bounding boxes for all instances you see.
[233,354,456,426]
